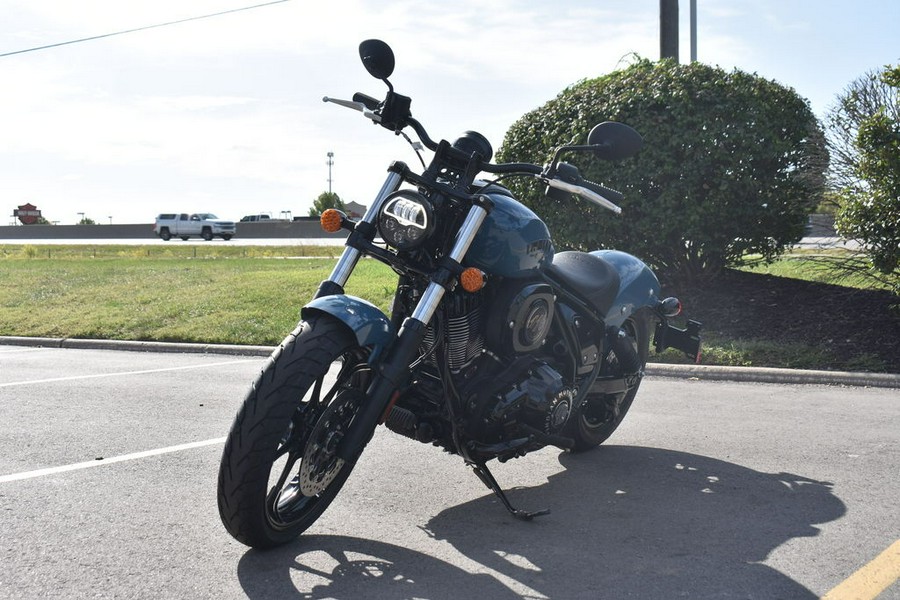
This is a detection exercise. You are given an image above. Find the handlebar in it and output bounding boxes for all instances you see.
[322,96,381,122]
[543,177,622,214]
[324,94,623,214]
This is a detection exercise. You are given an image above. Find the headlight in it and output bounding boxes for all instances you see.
[377,190,434,250]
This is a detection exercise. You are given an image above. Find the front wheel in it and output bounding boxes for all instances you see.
[217,316,369,548]
[564,311,651,452]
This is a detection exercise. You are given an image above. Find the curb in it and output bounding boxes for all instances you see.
[2,336,899,389]
[644,363,900,389]
[0,336,274,358]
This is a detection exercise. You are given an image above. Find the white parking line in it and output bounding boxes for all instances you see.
[0,358,258,388]
[0,438,227,483]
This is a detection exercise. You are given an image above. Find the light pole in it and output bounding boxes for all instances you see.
[326,151,334,194]
[77,212,85,225]
[690,0,697,62]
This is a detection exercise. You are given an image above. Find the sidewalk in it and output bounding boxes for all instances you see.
[2,336,898,389]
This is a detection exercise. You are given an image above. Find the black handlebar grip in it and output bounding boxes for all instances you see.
[352,92,381,110]
[581,178,624,203]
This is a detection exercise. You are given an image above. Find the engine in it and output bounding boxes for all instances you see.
[462,358,574,450]
[390,278,575,456]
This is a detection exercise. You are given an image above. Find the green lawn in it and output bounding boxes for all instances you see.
[2,244,895,370]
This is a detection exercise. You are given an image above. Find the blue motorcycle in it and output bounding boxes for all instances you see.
[218,40,701,549]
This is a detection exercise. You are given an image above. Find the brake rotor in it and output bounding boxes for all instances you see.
[298,389,363,496]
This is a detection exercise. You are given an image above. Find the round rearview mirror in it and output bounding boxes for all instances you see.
[587,122,643,161]
[359,39,395,80]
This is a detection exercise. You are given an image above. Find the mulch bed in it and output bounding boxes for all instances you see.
[662,269,900,372]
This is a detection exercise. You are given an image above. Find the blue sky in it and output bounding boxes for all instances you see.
[1,0,898,225]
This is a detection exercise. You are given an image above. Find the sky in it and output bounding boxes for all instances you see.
[1,0,898,226]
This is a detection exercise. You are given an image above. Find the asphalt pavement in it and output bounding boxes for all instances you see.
[3,335,899,389]
[1,343,898,599]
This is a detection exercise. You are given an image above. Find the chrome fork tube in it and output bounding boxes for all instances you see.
[326,171,402,287]
[409,201,489,324]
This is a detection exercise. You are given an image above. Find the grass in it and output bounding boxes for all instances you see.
[1,244,896,371]
[740,248,894,291]
[0,246,393,346]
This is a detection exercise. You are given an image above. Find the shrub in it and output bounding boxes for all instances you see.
[498,59,828,283]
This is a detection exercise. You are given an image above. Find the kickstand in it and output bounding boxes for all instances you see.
[470,461,550,521]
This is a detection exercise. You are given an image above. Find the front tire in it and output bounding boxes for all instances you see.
[565,311,651,452]
[217,316,369,548]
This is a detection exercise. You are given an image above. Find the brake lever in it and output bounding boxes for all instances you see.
[322,96,382,123]
[542,176,622,214]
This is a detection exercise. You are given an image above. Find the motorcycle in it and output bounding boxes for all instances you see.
[217,39,702,549]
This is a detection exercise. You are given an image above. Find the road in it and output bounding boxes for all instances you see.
[0,345,897,599]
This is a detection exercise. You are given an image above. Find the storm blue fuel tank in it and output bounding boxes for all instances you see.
[465,191,554,278]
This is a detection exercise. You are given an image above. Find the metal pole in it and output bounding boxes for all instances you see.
[690,0,697,62]
[326,151,334,194]
[660,0,679,62]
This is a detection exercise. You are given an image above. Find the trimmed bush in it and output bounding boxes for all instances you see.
[498,59,828,282]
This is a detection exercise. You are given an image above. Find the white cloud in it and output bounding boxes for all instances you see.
[3,0,898,224]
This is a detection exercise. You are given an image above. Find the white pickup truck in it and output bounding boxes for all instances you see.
[153,213,236,241]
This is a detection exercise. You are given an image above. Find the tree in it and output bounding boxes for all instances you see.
[825,66,900,192]
[830,65,900,292]
[308,192,345,217]
[498,59,828,283]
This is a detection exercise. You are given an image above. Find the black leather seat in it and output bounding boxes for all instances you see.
[544,251,620,316]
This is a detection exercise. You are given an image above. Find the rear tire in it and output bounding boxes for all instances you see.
[217,316,369,548]
[565,311,651,452]
[159,228,171,241]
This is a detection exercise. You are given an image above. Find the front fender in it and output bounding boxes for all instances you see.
[301,295,394,361]
[591,250,661,327]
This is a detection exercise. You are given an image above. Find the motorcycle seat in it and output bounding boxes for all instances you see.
[545,251,621,316]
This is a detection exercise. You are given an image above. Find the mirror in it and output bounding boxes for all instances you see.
[359,39,395,80]
[587,121,643,160]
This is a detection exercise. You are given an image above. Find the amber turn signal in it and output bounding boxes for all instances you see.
[459,267,486,293]
[320,209,344,233]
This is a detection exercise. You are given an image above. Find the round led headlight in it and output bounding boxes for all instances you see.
[377,190,434,250]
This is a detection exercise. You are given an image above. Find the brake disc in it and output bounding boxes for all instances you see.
[298,389,363,496]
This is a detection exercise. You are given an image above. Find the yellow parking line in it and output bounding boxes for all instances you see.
[822,539,900,599]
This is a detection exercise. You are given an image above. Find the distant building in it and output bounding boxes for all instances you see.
[345,201,367,219]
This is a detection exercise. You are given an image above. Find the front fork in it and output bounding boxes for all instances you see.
[324,171,492,461]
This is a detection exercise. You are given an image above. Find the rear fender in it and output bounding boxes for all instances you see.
[301,295,395,362]
[590,250,661,328]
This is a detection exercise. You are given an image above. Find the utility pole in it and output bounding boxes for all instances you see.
[326,151,334,194]
[660,0,679,62]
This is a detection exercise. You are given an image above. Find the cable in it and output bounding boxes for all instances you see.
[0,0,295,58]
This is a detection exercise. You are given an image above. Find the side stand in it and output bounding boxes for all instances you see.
[469,461,550,521]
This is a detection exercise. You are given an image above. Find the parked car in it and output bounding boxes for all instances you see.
[240,214,272,222]
[153,213,236,241]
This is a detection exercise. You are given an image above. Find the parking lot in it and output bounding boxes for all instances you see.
[1,344,897,599]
